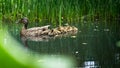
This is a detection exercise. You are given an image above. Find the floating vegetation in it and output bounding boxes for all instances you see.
[82,42,88,45]
[103,28,110,32]
[93,28,99,32]
[71,36,77,38]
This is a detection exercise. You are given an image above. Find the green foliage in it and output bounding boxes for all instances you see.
[0,30,39,68]
[0,29,75,68]
[1,0,120,25]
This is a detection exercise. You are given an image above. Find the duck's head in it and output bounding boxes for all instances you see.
[17,17,29,29]
[18,17,28,24]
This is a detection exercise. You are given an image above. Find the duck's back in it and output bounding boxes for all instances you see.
[27,25,50,31]
[21,25,50,37]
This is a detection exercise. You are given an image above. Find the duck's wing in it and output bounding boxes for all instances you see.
[27,25,50,31]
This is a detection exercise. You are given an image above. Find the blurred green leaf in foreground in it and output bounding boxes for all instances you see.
[0,29,39,68]
[0,29,75,68]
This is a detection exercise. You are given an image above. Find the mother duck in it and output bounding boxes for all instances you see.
[18,17,50,37]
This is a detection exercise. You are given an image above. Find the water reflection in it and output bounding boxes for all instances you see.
[8,21,120,68]
[84,61,99,68]
[115,53,120,64]
[20,31,78,49]
[21,36,50,42]
[21,31,78,42]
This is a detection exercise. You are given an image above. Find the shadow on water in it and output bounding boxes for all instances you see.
[8,20,120,68]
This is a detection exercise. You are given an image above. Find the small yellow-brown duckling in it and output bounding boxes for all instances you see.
[56,26,78,33]
[48,29,61,36]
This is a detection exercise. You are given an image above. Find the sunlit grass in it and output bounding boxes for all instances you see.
[1,0,119,25]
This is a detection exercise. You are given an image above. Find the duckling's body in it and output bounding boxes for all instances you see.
[48,26,78,36]
[56,26,78,33]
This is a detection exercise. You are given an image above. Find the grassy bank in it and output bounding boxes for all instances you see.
[1,0,120,25]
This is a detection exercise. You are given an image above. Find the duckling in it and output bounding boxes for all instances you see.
[18,17,50,37]
[56,26,67,33]
[72,26,78,31]
[48,29,61,36]
[65,26,73,32]
[56,26,78,33]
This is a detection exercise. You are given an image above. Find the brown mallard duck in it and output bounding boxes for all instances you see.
[17,17,50,37]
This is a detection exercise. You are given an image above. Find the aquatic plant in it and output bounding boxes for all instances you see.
[1,0,120,25]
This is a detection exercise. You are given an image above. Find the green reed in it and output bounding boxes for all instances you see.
[1,0,120,25]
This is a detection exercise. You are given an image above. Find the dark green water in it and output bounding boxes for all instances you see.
[7,20,120,68]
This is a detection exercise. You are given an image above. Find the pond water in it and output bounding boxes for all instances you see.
[5,20,120,68]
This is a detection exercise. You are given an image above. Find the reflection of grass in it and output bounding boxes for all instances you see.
[116,41,120,47]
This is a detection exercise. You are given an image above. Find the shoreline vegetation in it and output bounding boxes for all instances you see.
[1,0,120,26]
